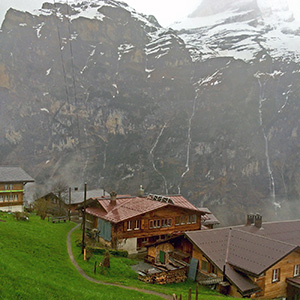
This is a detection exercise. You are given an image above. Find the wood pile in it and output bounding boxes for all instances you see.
[138,258,188,284]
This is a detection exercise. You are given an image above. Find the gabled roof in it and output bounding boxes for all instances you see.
[86,194,205,224]
[199,207,220,226]
[237,219,300,246]
[186,222,300,295]
[0,167,34,183]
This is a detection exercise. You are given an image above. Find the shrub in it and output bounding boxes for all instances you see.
[14,212,29,221]
[86,246,128,257]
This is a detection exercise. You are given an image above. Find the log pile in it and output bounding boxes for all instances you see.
[138,259,188,284]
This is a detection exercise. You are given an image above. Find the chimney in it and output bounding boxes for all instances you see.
[138,185,144,197]
[110,191,117,203]
[246,214,255,226]
[254,213,262,228]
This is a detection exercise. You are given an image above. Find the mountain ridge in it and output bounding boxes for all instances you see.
[0,0,300,224]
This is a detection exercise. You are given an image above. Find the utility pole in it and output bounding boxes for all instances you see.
[81,182,87,254]
[68,187,71,221]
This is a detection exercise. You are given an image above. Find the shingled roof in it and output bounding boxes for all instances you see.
[186,220,300,295]
[199,207,220,226]
[86,194,205,224]
[0,167,34,183]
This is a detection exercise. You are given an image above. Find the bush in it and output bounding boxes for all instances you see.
[86,246,128,257]
[14,212,29,221]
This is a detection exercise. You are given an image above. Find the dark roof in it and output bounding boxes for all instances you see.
[225,264,261,296]
[186,221,300,294]
[86,194,205,224]
[227,229,296,276]
[199,207,220,226]
[0,167,34,183]
[237,219,300,246]
[287,276,300,288]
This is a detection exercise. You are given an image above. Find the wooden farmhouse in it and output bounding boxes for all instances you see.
[200,207,220,229]
[183,214,300,299]
[81,192,206,254]
[37,189,107,213]
[0,167,34,212]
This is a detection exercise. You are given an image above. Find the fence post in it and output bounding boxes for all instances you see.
[188,288,192,300]
[172,294,177,300]
[196,283,199,300]
[179,295,182,300]
[94,261,97,274]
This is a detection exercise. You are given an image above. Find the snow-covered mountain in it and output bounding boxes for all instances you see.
[172,0,300,61]
[0,0,300,224]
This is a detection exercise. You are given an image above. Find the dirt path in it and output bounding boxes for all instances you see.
[67,224,173,300]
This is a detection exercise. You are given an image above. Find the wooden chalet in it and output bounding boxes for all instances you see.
[200,207,220,229]
[184,214,300,299]
[0,167,34,212]
[37,189,107,213]
[82,192,206,254]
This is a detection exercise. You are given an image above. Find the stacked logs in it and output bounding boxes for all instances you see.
[138,259,188,284]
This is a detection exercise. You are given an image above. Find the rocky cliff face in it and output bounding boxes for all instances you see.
[0,0,300,224]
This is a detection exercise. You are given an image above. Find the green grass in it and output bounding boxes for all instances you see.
[0,212,162,300]
[71,227,238,300]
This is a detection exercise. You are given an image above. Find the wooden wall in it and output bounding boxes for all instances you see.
[114,206,202,241]
[191,247,222,277]
[252,250,300,299]
[147,242,175,263]
[0,182,24,207]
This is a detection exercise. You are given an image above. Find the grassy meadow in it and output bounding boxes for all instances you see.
[0,212,239,300]
[0,212,161,300]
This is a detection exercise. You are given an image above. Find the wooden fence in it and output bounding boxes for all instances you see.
[172,285,200,300]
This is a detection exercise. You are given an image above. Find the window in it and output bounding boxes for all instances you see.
[175,216,180,225]
[272,268,280,282]
[201,260,208,272]
[294,265,300,277]
[127,220,133,231]
[192,215,197,224]
[187,215,191,224]
[211,264,217,274]
[157,220,161,228]
[149,220,154,229]
[167,219,172,227]
[4,184,9,190]
[9,184,13,189]
[4,195,8,201]
[0,195,3,202]
[14,194,18,201]
[134,220,140,230]
[181,216,186,225]
[9,194,13,201]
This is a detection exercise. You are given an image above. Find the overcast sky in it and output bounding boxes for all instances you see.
[0,0,200,27]
[1,0,299,27]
